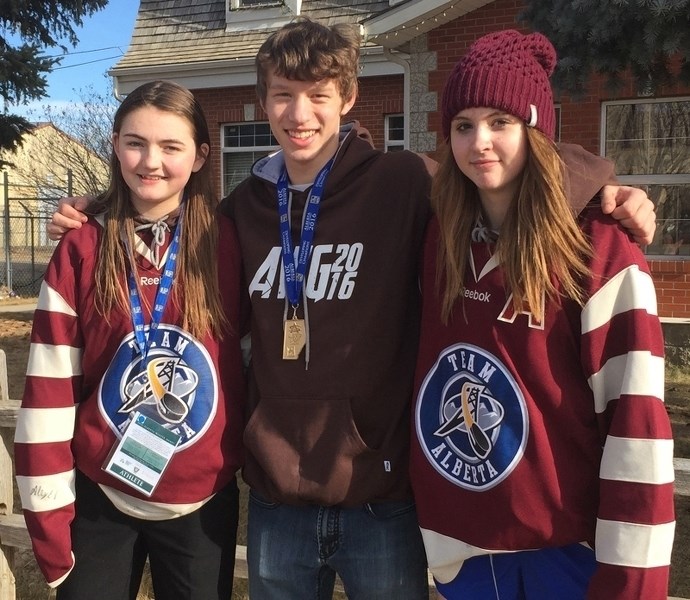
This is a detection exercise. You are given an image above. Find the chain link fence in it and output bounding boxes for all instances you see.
[1,172,72,298]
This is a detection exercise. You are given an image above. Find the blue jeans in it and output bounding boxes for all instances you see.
[247,489,429,600]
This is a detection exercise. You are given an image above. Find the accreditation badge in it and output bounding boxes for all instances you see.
[103,412,181,496]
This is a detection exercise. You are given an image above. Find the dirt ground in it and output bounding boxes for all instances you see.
[1,303,689,598]
[0,309,33,400]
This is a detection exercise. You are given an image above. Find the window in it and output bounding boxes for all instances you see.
[554,105,561,142]
[222,122,278,195]
[226,0,295,29]
[602,98,690,256]
[229,0,279,7]
[385,114,405,152]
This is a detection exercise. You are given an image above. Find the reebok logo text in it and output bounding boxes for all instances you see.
[464,289,491,302]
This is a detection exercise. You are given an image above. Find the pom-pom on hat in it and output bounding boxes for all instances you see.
[441,30,557,141]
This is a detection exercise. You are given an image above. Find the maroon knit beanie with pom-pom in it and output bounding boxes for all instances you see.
[441,30,557,141]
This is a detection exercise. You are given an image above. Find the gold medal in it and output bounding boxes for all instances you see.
[283,308,306,360]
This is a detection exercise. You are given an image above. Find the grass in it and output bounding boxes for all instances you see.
[668,364,690,385]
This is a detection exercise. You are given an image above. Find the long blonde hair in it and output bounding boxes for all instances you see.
[431,127,592,324]
[88,80,227,338]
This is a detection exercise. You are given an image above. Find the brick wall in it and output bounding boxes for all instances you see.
[192,78,404,197]
[426,0,690,319]
[348,75,404,149]
[193,84,262,199]
[650,260,690,319]
[189,0,690,319]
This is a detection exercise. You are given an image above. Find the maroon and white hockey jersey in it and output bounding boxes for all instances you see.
[412,206,674,599]
[14,213,246,587]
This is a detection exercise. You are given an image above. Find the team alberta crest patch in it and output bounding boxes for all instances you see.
[416,343,529,491]
[99,324,217,448]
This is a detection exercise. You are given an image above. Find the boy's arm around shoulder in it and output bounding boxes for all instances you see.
[558,143,616,214]
[559,143,656,245]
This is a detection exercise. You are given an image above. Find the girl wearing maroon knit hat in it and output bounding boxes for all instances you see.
[411,30,674,599]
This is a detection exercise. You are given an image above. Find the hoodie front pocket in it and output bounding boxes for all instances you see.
[244,394,376,505]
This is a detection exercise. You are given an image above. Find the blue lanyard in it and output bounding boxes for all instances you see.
[277,159,334,308]
[127,212,183,360]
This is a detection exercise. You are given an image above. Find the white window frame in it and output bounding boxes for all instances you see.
[600,96,690,257]
[229,0,280,8]
[226,0,300,30]
[221,122,278,195]
[384,114,405,152]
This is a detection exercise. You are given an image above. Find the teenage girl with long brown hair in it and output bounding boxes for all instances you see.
[411,31,674,599]
[15,80,245,600]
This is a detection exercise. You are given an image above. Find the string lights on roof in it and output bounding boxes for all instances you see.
[378,3,459,41]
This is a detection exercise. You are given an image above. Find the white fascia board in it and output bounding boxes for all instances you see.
[111,48,402,97]
[365,0,455,36]
[110,59,256,98]
[360,47,405,76]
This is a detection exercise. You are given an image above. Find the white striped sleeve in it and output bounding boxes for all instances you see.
[600,436,675,484]
[596,519,675,568]
[588,352,665,413]
[14,406,76,444]
[16,470,76,512]
[26,343,83,378]
[581,265,657,334]
[36,281,78,316]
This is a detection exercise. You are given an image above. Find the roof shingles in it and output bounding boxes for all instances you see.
[114,0,395,71]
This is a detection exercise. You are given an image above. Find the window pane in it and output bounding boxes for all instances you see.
[239,0,274,6]
[604,99,690,257]
[554,106,561,142]
[385,114,405,152]
[388,115,404,141]
[223,150,274,194]
[605,100,690,176]
[645,184,690,255]
[223,123,277,148]
[222,122,278,194]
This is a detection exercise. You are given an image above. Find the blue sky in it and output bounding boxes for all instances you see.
[12,0,139,116]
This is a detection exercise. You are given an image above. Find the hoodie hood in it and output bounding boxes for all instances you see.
[251,121,376,189]
[559,143,617,213]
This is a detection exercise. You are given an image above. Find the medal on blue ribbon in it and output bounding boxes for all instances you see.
[276,159,333,359]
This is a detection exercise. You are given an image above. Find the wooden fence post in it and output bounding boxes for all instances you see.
[0,348,17,600]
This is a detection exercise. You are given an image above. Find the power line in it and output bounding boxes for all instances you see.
[45,45,125,59]
[53,55,123,70]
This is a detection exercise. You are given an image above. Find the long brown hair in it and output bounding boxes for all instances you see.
[431,127,592,324]
[89,80,227,338]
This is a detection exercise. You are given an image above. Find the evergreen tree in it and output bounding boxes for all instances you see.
[0,0,108,167]
[519,0,690,96]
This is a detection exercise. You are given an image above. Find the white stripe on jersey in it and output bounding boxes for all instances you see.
[589,352,664,413]
[36,281,77,316]
[15,406,76,443]
[600,436,675,484]
[26,343,83,378]
[420,527,504,584]
[16,469,76,512]
[596,519,675,568]
[581,265,657,334]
